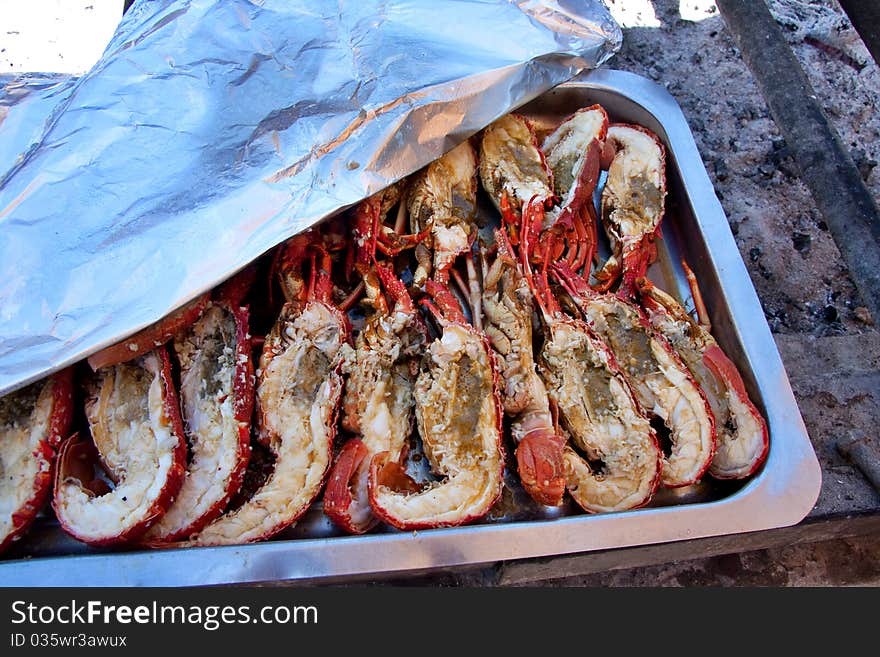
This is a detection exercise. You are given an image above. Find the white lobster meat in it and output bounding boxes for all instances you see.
[0,370,73,553]
[53,349,187,546]
[144,301,253,542]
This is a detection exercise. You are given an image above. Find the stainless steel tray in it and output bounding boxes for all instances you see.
[1,69,821,586]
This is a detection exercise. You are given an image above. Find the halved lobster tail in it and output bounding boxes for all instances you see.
[638,277,768,480]
[143,300,254,543]
[594,123,667,293]
[53,348,188,546]
[554,263,716,488]
[514,207,661,512]
[0,369,73,554]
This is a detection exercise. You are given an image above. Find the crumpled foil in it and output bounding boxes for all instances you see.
[0,73,78,177]
[0,0,620,395]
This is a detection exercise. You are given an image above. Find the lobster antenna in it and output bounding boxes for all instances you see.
[681,258,711,331]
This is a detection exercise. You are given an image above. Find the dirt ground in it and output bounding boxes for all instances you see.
[385,530,880,586]
[527,531,880,586]
[607,0,878,337]
[773,0,879,202]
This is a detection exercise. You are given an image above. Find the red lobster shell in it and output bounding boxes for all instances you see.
[53,348,187,546]
[0,369,73,553]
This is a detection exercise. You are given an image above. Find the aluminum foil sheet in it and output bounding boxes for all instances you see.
[0,0,620,396]
[0,73,78,177]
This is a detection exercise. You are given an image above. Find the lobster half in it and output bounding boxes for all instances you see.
[53,348,188,546]
[368,276,505,530]
[0,370,73,553]
[187,232,352,546]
